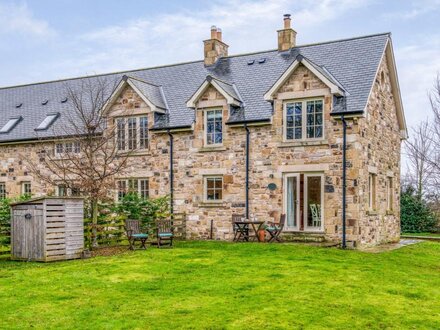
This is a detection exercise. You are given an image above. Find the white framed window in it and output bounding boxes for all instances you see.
[387,177,394,211]
[57,184,81,197]
[55,141,81,156]
[205,109,223,146]
[116,178,149,201]
[0,183,6,199]
[284,98,324,141]
[204,176,223,202]
[116,116,148,151]
[368,173,377,210]
[22,182,31,195]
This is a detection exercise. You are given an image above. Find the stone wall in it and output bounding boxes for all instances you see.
[0,59,402,248]
[356,53,402,246]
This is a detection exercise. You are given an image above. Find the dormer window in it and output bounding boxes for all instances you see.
[284,99,323,141]
[0,116,22,134]
[205,109,223,146]
[35,113,59,131]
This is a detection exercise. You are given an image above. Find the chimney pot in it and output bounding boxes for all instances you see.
[211,25,217,39]
[217,28,222,41]
[283,13,291,29]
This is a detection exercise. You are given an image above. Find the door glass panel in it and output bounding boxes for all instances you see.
[306,176,322,228]
[286,176,298,228]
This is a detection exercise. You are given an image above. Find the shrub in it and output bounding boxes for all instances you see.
[113,193,170,228]
[401,187,438,233]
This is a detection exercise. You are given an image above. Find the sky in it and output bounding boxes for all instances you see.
[0,0,439,142]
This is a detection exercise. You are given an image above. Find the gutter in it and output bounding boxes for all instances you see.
[150,124,192,132]
[341,116,347,249]
[330,111,364,249]
[244,123,250,219]
[226,118,271,126]
[167,130,174,217]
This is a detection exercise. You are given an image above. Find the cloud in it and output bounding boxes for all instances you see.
[0,3,55,37]
[395,35,440,128]
[383,0,440,20]
[75,0,370,74]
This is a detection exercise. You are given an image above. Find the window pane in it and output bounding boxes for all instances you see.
[74,142,81,153]
[206,110,222,145]
[128,118,137,150]
[117,180,127,201]
[140,179,149,199]
[36,114,58,130]
[55,143,64,154]
[286,102,302,140]
[206,177,222,201]
[117,119,126,151]
[307,176,322,228]
[65,142,73,153]
[0,183,6,199]
[139,117,148,149]
[305,100,323,139]
[0,118,21,133]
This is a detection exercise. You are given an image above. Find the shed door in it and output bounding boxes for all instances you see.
[12,207,44,260]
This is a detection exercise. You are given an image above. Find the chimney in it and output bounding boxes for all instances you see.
[277,14,297,51]
[204,25,229,66]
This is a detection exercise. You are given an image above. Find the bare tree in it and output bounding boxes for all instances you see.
[26,76,132,247]
[405,74,440,201]
[404,120,433,198]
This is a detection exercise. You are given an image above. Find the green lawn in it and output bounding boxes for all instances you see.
[0,242,439,330]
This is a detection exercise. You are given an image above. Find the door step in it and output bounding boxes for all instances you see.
[281,232,326,243]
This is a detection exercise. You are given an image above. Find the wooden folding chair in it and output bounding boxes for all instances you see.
[125,219,149,250]
[265,214,286,243]
[156,219,174,248]
[232,214,247,241]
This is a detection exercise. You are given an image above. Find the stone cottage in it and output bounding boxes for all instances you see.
[0,15,406,247]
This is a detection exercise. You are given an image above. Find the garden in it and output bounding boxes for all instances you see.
[0,191,439,329]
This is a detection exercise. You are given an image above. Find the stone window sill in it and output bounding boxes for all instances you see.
[386,210,395,216]
[278,139,328,148]
[367,210,378,216]
[198,146,227,153]
[200,201,225,208]
[117,150,151,157]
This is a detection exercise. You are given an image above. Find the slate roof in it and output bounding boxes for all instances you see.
[125,76,167,110]
[0,33,390,142]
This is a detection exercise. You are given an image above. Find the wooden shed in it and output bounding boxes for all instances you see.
[10,197,84,262]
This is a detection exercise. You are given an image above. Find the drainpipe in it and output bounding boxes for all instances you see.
[244,123,250,220]
[167,130,174,216]
[341,116,347,249]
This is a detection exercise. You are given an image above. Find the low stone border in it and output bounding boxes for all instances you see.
[400,235,440,241]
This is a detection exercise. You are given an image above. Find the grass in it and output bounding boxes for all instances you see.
[401,232,440,238]
[0,241,439,330]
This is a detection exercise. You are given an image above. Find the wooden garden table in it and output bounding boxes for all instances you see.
[233,220,265,242]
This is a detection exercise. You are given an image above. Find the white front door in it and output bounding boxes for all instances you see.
[284,173,300,231]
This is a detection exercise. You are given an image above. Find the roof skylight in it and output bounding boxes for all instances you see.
[35,113,59,131]
[42,100,49,105]
[0,116,22,134]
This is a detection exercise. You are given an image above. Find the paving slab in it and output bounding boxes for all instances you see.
[360,239,423,253]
